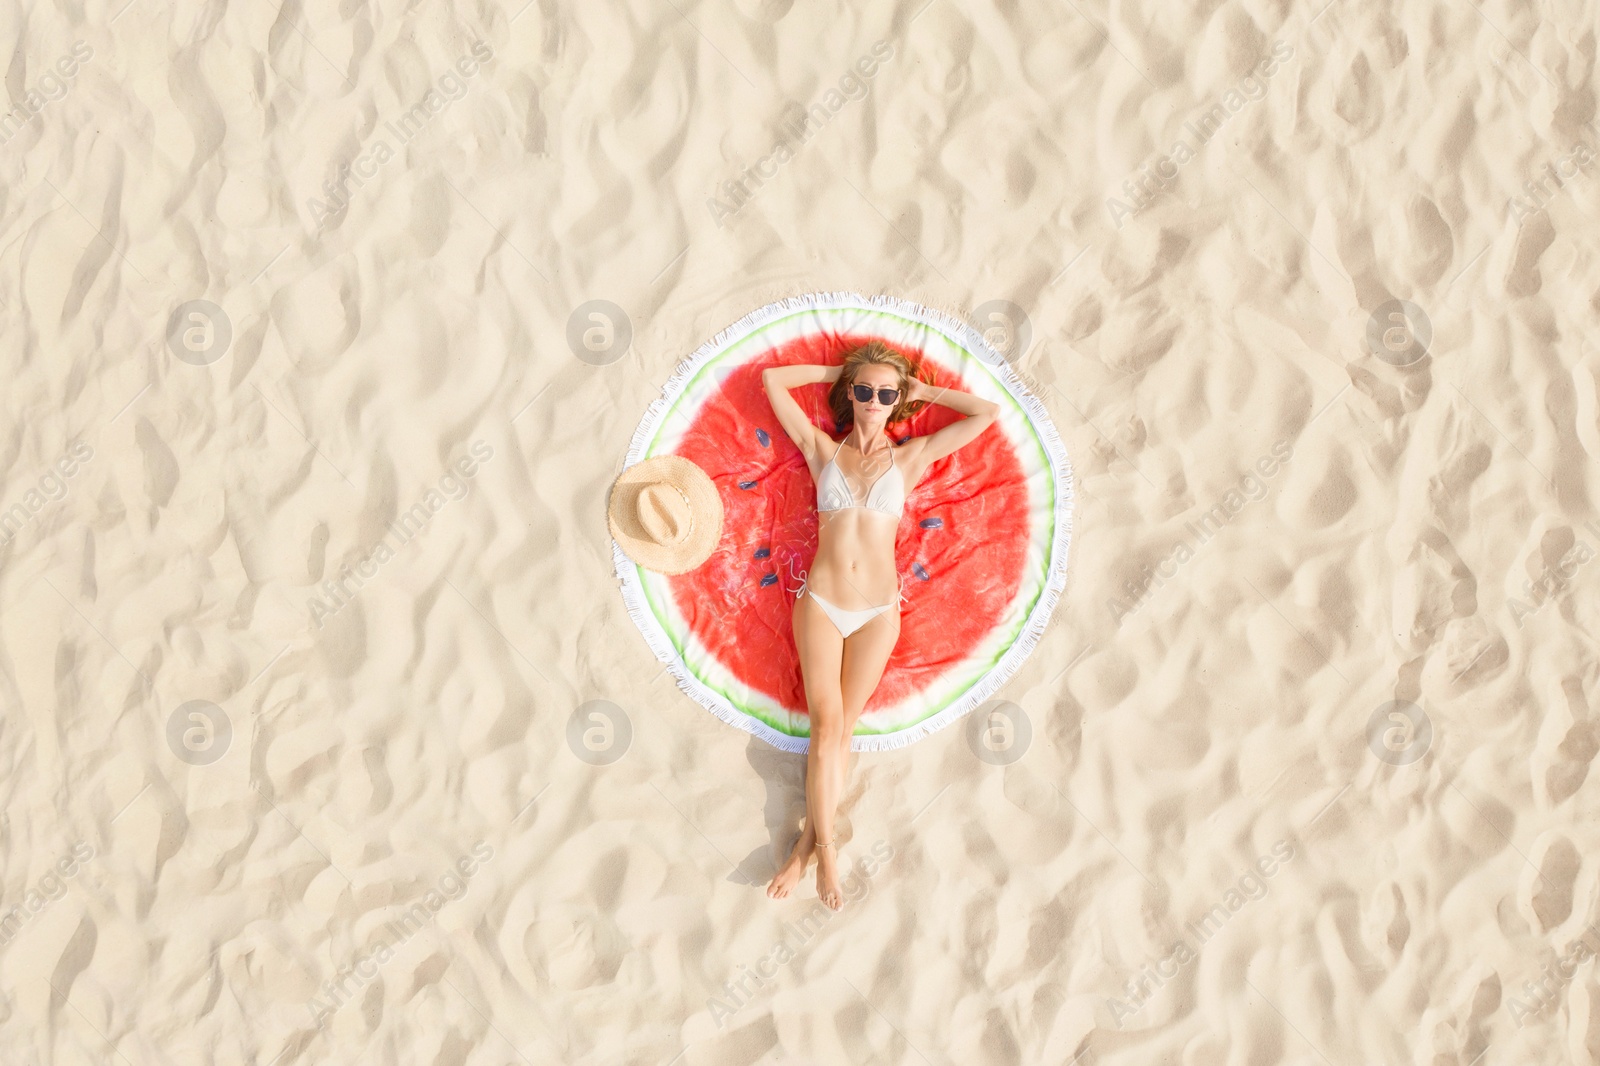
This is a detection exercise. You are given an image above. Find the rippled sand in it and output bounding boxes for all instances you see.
[2,1,1599,1063]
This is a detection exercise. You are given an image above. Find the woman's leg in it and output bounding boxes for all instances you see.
[812,606,901,904]
[838,605,901,748]
[767,590,845,901]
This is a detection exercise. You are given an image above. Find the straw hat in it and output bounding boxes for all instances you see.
[607,455,723,575]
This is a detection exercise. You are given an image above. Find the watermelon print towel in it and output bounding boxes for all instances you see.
[611,292,1074,752]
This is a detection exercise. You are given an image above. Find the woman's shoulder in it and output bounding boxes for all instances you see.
[809,428,843,466]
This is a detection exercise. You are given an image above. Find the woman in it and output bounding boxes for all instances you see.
[760,340,1000,909]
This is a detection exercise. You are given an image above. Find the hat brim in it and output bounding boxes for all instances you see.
[607,455,724,575]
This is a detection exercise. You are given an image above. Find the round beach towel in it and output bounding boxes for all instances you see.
[611,292,1073,752]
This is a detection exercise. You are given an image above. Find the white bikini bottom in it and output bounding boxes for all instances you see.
[787,560,907,639]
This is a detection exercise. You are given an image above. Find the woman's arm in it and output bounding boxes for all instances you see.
[761,364,842,461]
[907,378,1001,465]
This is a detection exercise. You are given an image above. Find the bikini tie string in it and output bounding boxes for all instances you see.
[784,555,808,597]
[786,555,908,609]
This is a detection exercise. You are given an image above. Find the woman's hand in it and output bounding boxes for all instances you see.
[903,376,936,404]
[762,364,836,461]
[905,374,996,419]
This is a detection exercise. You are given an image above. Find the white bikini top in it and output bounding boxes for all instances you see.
[816,429,906,518]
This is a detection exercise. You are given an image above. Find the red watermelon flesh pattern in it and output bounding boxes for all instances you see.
[667,332,1030,719]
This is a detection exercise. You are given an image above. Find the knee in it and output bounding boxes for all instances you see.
[810,708,844,745]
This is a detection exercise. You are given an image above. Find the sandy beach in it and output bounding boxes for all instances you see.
[2,0,1599,1063]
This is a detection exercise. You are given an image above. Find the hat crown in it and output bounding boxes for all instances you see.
[608,454,720,576]
[637,482,692,545]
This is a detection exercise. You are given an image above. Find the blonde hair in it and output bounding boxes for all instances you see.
[826,340,932,430]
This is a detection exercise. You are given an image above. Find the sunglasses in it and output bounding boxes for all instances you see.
[851,384,901,405]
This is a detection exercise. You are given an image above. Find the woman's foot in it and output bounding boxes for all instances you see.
[766,830,814,899]
[815,840,842,910]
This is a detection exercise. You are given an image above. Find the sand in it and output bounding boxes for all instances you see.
[2,0,1599,1063]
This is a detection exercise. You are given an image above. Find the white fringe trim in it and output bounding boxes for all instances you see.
[613,291,1074,754]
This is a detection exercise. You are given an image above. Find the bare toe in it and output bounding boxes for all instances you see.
[766,835,812,900]
[767,864,798,899]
